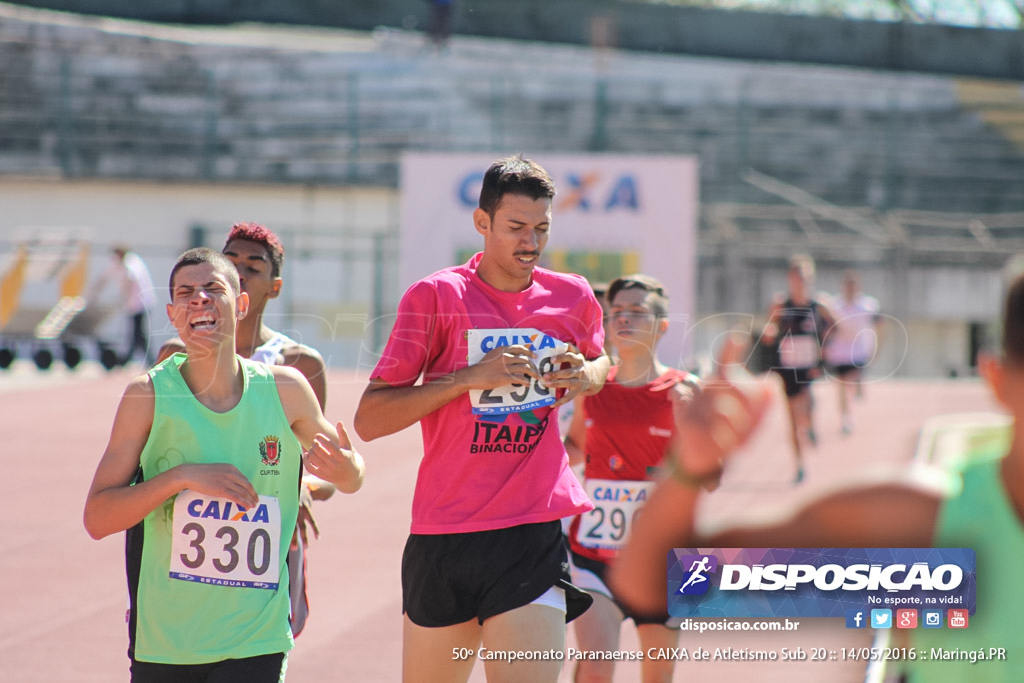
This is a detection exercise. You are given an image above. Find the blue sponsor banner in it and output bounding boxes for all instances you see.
[667,548,975,618]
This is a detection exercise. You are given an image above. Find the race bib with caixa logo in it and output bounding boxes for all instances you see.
[169,491,282,590]
[576,479,656,551]
[466,328,569,415]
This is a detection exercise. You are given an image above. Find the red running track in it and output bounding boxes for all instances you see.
[0,362,1002,682]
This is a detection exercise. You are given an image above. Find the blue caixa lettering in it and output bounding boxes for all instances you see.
[479,333,557,353]
[592,486,648,503]
[186,498,270,524]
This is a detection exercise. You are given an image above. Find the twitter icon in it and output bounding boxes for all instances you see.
[871,609,892,629]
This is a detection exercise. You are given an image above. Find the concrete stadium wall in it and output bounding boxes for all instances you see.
[7,0,1024,80]
[686,260,1003,380]
[0,179,1004,377]
[0,5,1017,376]
[0,179,398,368]
[6,4,1024,215]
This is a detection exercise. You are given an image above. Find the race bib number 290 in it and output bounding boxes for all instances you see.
[576,479,655,551]
[467,328,569,415]
[169,491,282,590]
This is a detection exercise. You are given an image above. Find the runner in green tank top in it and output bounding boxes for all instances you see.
[610,265,1024,683]
[155,223,336,637]
[84,248,364,682]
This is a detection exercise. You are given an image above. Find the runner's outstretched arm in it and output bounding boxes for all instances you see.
[274,365,364,494]
[609,338,941,615]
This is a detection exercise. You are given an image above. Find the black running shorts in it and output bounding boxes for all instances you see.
[402,520,592,627]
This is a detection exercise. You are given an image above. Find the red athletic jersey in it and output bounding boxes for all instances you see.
[568,366,691,563]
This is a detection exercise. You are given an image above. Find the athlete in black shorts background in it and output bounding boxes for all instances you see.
[761,254,836,483]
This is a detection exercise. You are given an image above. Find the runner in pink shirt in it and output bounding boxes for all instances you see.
[355,155,610,683]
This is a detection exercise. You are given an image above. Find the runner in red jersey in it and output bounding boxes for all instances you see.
[565,274,699,683]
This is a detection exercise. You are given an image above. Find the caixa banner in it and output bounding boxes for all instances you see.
[667,548,975,618]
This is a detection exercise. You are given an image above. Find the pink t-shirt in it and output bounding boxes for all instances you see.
[371,253,603,534]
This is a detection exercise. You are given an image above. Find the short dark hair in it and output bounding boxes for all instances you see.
[478,154,556,216]
[1003,268,1024,366]
[607,274,669,318]
[224,222,285,278]
[168,248,241,299]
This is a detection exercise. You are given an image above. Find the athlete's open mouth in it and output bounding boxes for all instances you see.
[189,314,216,329]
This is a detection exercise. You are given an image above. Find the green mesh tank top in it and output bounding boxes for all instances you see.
[129,354,301,664]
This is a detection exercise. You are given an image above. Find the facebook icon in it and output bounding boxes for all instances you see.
[845,609,867,629]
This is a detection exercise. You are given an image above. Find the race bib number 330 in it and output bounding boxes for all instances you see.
[169,491,282,590]
[467,328,569,415]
